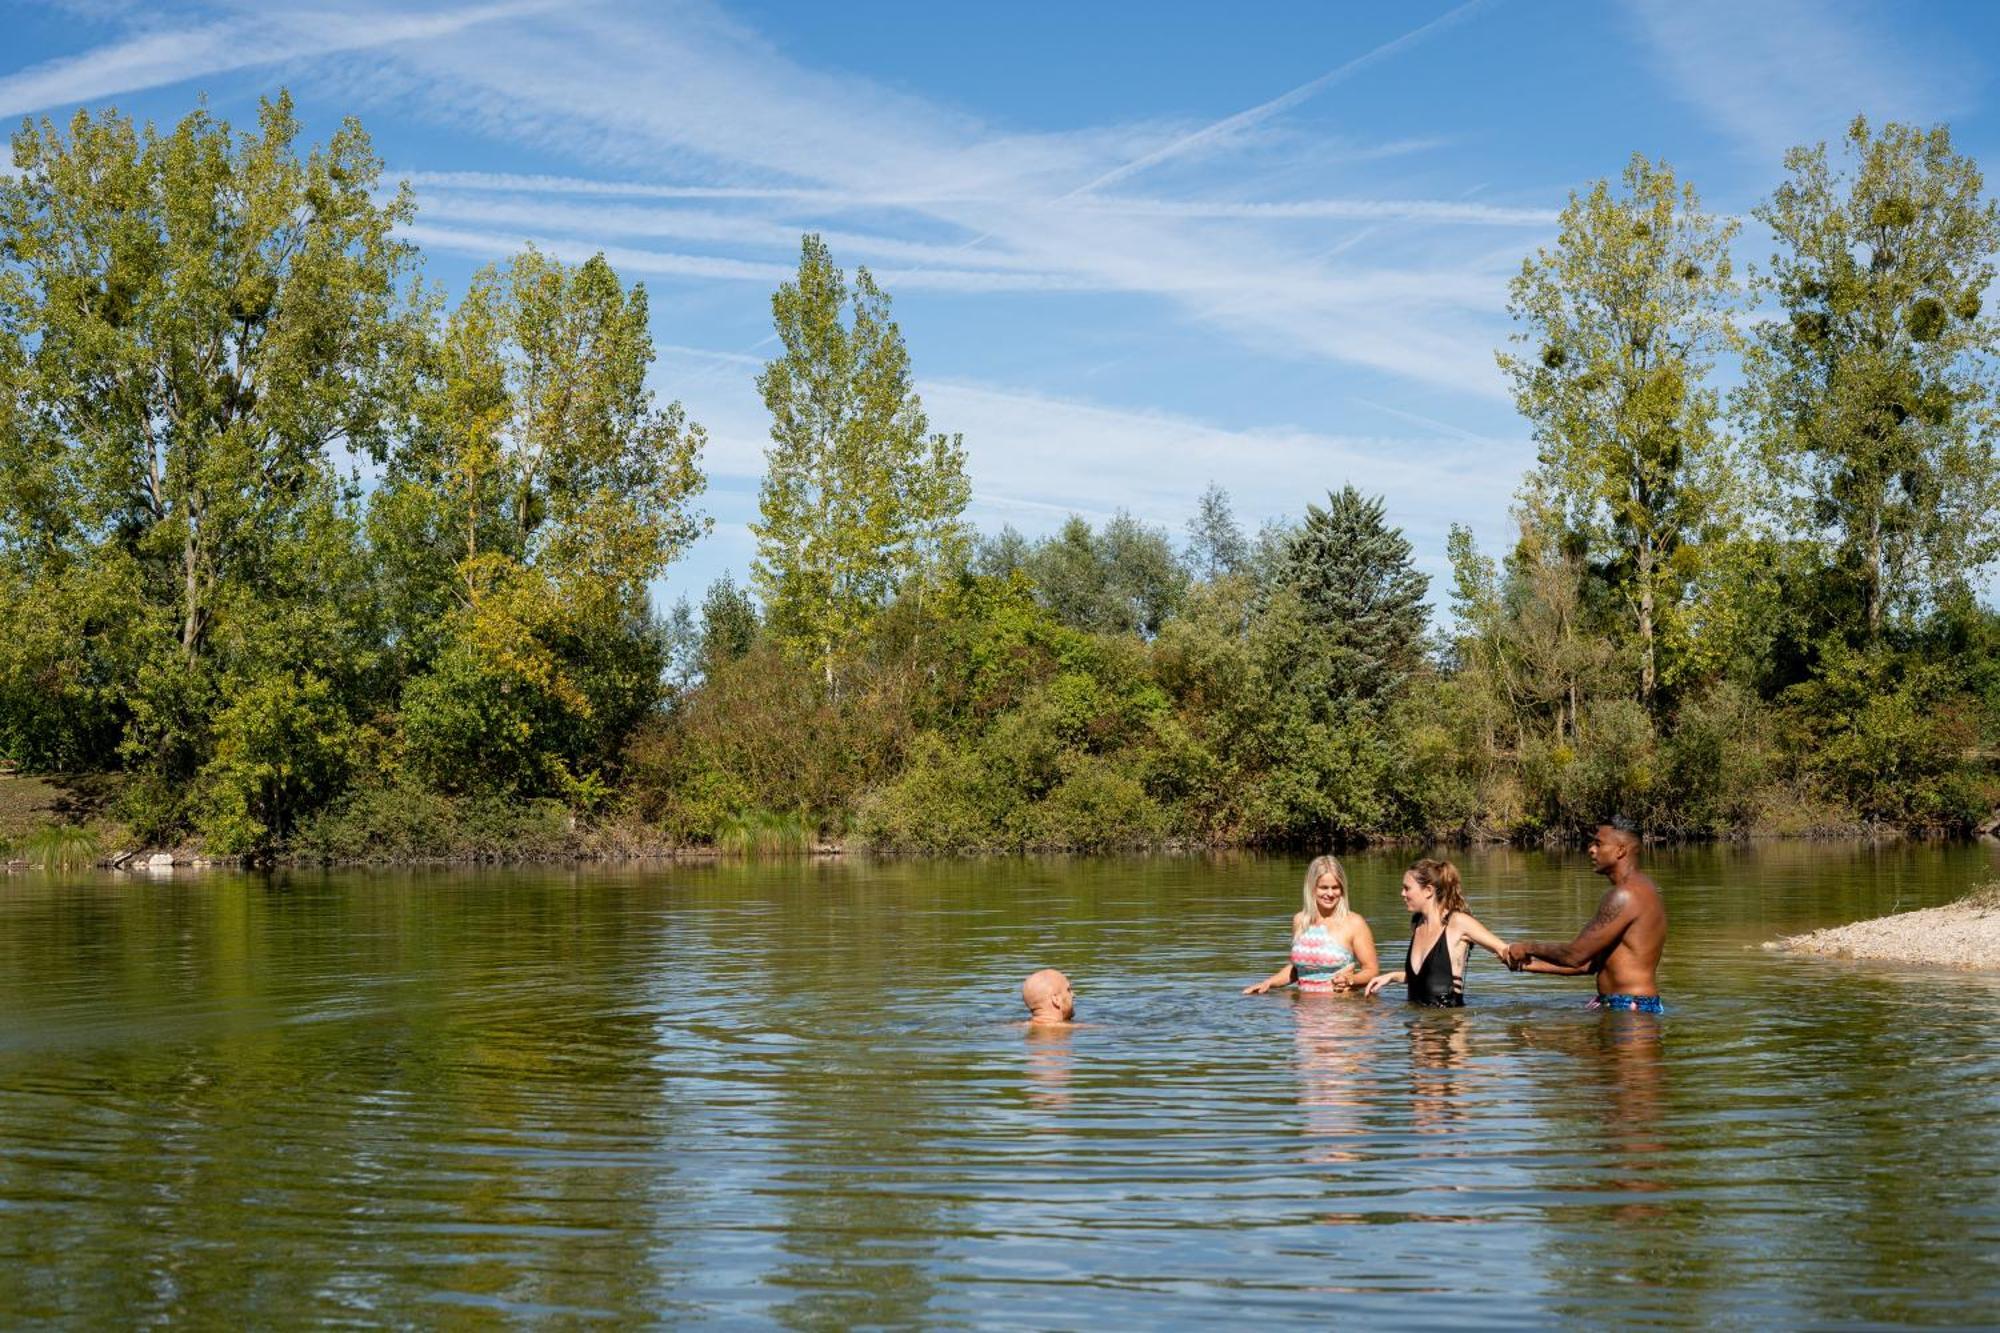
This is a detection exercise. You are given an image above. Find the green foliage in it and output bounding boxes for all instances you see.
[291,783,574,863]
[1274,486,1430,710]
[1498,154,1741,707]
[5,94,1998,858]
[0,95,418,840]
[1782,645,1987,826]
[17,823,100,869]
[1184,483,1250,581]
[751,235,969,687]
[378,245,704,801]
[697,573,759,678]
[713,808,817,857]
[198,671,359,853]
[1018,513,1189,637]
[1744,117,2000,639]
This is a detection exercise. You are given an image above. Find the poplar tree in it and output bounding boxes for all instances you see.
[751,235,970,689]
[1743,116,2000,639]
[1498,155,1739,709]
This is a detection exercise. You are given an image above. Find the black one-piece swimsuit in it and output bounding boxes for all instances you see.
[1405,922,1464,1008]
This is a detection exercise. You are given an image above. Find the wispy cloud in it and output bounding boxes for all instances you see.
[4,0,1533,397]
[1622,0,1974,156]
[0,2,551,119]
[1071,197,1556,225]
[398,222,1108,293]
[346,0,1523,393]
[406,169,1556,227]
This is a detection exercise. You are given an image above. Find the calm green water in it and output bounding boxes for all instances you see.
[2,845,1999,1327]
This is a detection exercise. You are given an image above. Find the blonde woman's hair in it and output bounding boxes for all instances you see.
[1297,854,1349,934]
[1407,857,1465,919]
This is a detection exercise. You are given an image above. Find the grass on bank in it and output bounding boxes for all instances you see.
[11,823,102,868]
[713,809,817,857]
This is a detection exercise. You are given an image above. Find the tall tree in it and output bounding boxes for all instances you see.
[1498,154,1740,708]
[377,247,708,795]
[1742,116,2000,639]
[378,246,706,625]
[0,94,418,824]
[751,235,970,688]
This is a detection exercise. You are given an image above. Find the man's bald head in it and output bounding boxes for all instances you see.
[1022,968,1075,1022]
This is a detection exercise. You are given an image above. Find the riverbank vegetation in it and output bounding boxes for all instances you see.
[2,99,1997,859]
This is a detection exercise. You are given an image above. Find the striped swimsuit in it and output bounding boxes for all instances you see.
[1292,923,1356,991]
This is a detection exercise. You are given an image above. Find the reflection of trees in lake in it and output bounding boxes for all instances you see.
[663,863,961,1329]
[0,873,677,1323]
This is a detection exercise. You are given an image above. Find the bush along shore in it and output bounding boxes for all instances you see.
[4,102,2000,864]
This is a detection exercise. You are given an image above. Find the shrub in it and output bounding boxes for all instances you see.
[857,735,1012,853]
[1021,756,1165,850]
[197,671,358,853]
[290,783,573,862]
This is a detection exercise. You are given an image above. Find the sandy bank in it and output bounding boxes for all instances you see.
[1768,888,2000,970]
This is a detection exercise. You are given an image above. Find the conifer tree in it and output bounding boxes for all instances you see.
[1277,486,1430,709]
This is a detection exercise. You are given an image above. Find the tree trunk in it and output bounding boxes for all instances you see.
[181,506,205,661]
[1637,545,1657,708]
[1866,512,1883,640]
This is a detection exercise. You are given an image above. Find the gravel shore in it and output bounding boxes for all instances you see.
[1768,887,2000,970]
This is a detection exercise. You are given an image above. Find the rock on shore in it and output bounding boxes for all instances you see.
[1768,888,2000,970]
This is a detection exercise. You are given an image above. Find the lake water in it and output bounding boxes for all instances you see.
[2,844,1999,1326]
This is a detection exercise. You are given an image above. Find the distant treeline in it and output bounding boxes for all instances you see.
[2,97,1997,857]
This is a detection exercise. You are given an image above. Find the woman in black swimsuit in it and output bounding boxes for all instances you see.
[1364,859,1511,1007]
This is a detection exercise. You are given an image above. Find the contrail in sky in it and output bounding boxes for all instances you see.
[1063,0,1495,199]
[692,0,1496,386]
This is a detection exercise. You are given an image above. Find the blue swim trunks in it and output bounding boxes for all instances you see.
[1588,993,1664,1014]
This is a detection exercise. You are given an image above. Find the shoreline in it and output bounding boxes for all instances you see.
[1766,888,2000,970]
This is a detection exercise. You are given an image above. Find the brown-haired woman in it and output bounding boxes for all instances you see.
[1363,858,1511,1007]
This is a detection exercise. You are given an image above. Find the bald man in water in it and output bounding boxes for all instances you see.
[1021,969,1077,1025]
[1503,819,1668,1013]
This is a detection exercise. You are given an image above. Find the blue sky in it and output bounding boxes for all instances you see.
[3,0,1997,608]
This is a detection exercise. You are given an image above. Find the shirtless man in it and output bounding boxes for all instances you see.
[1503,819,1668,1013]
[1021,968,1077,1026]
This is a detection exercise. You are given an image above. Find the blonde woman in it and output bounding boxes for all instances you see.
[1244,855,1379,995]
[1365,858,1510,1007]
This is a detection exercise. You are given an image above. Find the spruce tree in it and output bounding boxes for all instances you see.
[1278,486,1430,708]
